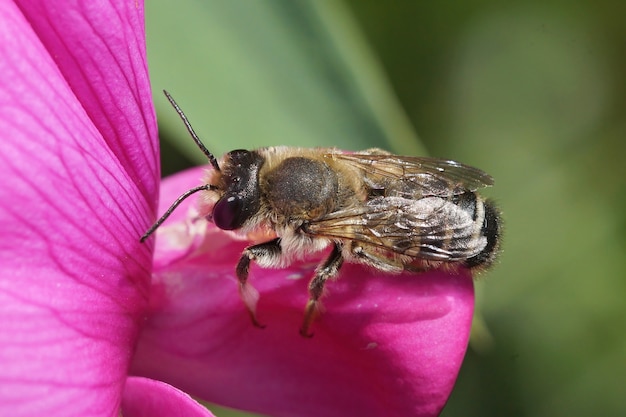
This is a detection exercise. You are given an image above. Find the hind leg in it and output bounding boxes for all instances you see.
[349,242,407,273]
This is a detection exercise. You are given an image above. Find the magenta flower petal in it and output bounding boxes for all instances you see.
[122,377,216,417]
[132,167,475,417]
[0,1,156,416]
[15,0,159,197]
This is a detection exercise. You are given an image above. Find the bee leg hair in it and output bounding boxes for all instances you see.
[300,242,344,338]
[236,238,282,328]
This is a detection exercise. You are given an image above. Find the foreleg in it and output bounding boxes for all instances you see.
[236,238,282,328]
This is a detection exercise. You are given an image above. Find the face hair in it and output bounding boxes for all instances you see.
[162,90,220,172]
[140,183,216,242]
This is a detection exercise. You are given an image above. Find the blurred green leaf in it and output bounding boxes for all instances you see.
[146,0,424,166]
[431,6,626,417]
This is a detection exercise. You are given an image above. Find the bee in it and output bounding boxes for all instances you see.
[142,90,501,337]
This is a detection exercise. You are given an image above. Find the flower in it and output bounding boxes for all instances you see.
[0,1,474,417]
[0,1,212,416]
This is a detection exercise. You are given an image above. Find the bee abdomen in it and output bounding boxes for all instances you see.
[465,199,501,269]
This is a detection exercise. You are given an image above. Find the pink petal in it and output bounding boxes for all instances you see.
[122,377,216,417]
[0,1,156,416]
[14,0,159,204]
[132,167,474,417]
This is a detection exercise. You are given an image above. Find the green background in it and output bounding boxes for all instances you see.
[146,1,626,416]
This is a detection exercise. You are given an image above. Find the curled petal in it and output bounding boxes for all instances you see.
[133,166,475,417]
[122,377,216,417]
[0,1,155,416]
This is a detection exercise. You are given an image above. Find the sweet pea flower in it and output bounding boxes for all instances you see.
[0,1,475,417]
[0,1,208,416]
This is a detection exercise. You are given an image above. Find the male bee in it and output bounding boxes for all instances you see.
[142,90,501,337]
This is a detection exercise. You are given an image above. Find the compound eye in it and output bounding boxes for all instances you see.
[213,195,244,230]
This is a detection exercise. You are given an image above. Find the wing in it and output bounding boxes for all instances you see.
[305,196,484,262]
[332,152,494,198]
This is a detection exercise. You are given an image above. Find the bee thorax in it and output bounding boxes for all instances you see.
[264,157,339,220]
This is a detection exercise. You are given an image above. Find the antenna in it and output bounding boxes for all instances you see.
[140,184,216,242]
[140,91,222,242]
[162,90,220,172]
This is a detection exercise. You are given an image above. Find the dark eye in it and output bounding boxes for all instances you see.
[213,195,244,230]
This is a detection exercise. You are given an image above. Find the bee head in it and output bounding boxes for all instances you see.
[211,149,264,230]
[139,92,265,243]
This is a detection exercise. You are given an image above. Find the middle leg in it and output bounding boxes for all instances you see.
[300,242,344,337]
